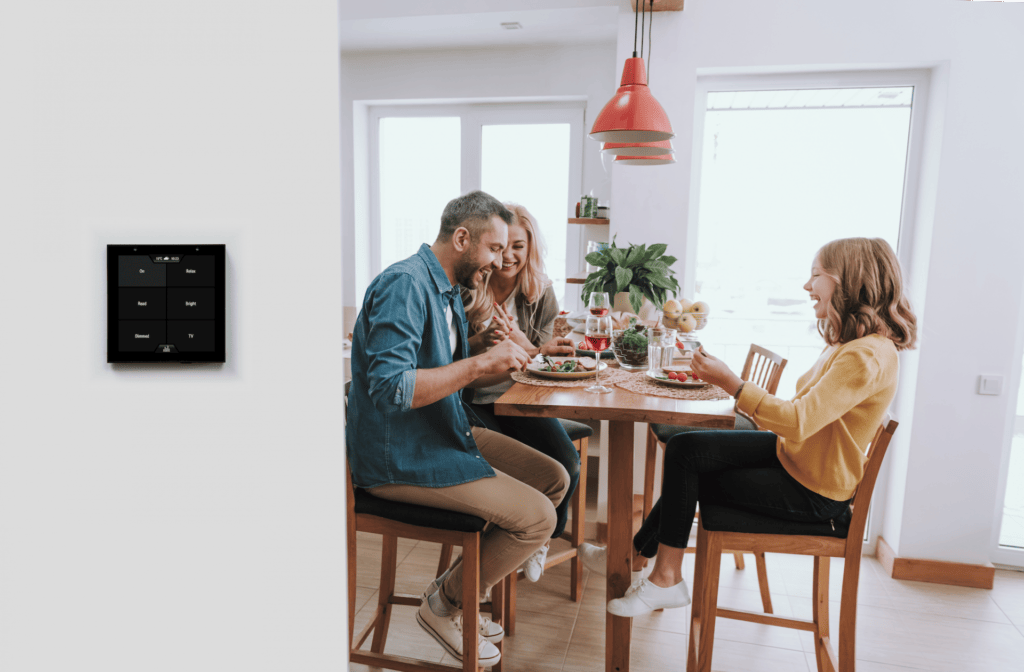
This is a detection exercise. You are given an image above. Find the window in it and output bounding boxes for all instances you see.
[367,102,584,306]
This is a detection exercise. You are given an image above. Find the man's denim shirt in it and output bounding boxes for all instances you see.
[346,244,495,489]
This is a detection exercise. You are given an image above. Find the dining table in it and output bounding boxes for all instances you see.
[493,360,736,672]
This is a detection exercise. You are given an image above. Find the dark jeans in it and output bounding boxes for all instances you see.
[472,403,580,539]
[634,430,850,557]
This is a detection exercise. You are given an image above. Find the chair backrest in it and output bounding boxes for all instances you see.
[740,344,788,395]
[844,415,898,548]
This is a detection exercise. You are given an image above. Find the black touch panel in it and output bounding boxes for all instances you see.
[107,245,225,363]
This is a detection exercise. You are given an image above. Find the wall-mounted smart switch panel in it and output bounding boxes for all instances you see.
[107,245,226,363]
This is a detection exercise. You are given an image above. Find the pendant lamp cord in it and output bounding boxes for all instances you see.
[647,0,653,83]
[639,1,646,67]
[632,0,640,57]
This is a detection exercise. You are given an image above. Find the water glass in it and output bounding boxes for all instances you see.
[647,327,677,374]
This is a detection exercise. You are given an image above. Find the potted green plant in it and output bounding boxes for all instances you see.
[612,316,650,371]
[582,236,681,315]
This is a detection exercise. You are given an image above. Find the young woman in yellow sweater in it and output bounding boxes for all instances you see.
[580,237,917,617]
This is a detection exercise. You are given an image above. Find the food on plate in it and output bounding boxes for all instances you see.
[539,356,594,373]
[578,357,598,370]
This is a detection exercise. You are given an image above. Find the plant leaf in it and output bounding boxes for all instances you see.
[624,245,645,267]
[660,255,677,266]
[648,274,677,291]
[584,252,606,266]
[645,243,668,260]
[615,266,633,292]
[629,285,644,314]
[609,247,627,266]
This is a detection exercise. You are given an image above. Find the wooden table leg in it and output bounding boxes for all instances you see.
[606,420,634,672]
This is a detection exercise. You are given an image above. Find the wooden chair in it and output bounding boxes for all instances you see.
[437,419,592,637]
[346,383,511,672]
[687,416,898,672]
[642,344,787,612]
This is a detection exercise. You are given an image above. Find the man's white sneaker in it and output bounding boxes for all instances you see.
[606,577,691,617]
[522,545,548,582]
[579,543,607,576]
[420,577,503,644]
[416,599,501,667]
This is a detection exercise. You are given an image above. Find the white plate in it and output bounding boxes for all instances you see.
[645,369,708,388]
[528,357,607,380]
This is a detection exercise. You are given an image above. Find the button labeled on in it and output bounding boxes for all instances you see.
[118,256,166,287]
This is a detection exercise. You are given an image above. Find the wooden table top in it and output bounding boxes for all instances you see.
[493,378,736,427]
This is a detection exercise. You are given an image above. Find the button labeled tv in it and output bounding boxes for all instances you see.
[167,321,215,352]
[167,288,215,320]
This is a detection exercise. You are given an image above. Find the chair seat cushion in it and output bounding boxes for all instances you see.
[699,502,852,539]
[354,488,487,533]
[559,418,593,441]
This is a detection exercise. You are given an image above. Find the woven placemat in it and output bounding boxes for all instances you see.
[614,371,733,401]
[511,367,633,388]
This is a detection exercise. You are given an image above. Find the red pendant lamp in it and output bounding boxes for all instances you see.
[602,139,674,157]
[590,0,673,144]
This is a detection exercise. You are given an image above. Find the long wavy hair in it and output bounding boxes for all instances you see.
[464,203,550,333]
[816,238,917,351]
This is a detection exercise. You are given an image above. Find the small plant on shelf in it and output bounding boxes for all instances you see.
[582,236,680,315]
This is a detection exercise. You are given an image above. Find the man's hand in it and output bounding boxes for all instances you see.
[539,336,576,357]
[690,347,744,396]
[478,338,531,375]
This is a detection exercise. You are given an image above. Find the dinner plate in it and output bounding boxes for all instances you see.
[645,370,708,388]
[527,357,607,380]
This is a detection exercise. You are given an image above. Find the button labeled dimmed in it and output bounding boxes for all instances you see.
[118,321,167,352]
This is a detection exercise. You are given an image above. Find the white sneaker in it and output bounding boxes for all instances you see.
[579,543,607,576]
[522,545,548,582]
[416,598,501,667]
[606,577,691,617]
[420,577,504,644]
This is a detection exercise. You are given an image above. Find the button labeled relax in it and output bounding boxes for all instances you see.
[167,288,215,320]
[166,255,215,287]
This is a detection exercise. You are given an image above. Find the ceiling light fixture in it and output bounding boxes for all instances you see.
[602,139,674,157]
[590,0,673,144]
[614,153,676,166]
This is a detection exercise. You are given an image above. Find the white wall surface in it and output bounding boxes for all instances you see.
[340,41,617,307]
[608,0,1024,565]
[0,3,347,670]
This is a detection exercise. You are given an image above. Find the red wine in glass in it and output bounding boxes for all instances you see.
[589,307,610,317]
[585,334,610,352]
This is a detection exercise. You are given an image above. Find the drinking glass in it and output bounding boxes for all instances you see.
[584,314,613,394]
[587,291,611,317]
[647,327,677,374]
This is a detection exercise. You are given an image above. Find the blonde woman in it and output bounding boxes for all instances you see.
[461,203,578,582]
[581,238,917,617]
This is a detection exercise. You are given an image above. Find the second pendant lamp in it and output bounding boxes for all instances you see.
[590,0,673,145]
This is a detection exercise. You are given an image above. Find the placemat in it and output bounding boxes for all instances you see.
[511,367,633,388]
[614,371,733,401]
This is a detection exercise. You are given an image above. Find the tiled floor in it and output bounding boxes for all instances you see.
[349,531,1024,671]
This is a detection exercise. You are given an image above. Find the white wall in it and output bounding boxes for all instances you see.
[0,3,347,670]
[340,41,617,308]
[609,0,1024,565]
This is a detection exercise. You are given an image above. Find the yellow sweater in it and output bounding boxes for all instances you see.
[735,334,898,501]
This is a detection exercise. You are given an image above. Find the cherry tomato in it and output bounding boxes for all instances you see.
[667,371,678,380]
[678,372,689,382]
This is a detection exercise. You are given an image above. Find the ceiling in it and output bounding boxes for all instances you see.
[339,2,622,53]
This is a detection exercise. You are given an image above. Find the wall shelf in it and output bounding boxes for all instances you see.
[566,276,588,285]
[569,218,609,225]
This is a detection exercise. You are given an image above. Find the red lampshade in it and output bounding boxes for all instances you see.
[590,57,674,144]
[602,139,674,157]
[614,153,676,166]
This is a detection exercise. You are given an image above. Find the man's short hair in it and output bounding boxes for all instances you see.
[437,190,513,243]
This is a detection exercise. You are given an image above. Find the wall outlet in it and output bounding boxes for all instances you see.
[978,375,1003,396]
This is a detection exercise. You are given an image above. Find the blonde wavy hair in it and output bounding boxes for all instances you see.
[816,237,917,351]
[464,203,550,333]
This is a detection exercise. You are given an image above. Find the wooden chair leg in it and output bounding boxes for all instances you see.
[837,550,863,672]
[643,427,659,520]
[754,552,773,614]
[688,524,712,672]
[461,532,480,672]
[504,569,517,636]
[732,552,746,570]
[347,518,358,646]
[370,534,398,654]
[812,556,832,672]
[696,526,723,672]
[490,575,505,672]
[437,544,454,579]
[570,437,588,602]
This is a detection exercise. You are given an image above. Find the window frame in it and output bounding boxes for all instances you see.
[688,69,933,555]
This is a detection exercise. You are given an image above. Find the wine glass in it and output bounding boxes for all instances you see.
[584,314,613,394]
[587,291,611,317]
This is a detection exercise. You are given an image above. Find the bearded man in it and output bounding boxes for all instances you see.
[346,190,568,667]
